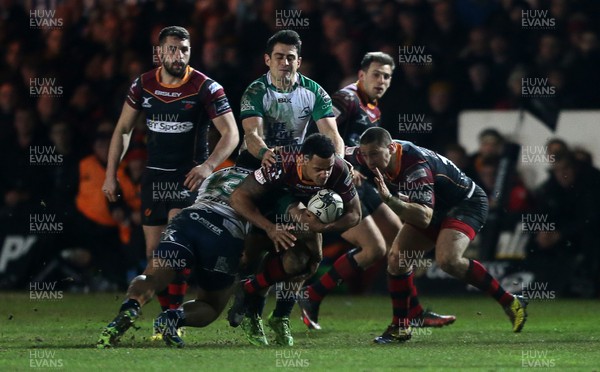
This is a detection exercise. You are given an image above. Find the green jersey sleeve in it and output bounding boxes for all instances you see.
[240,78,267,120]
[311,83,334,122]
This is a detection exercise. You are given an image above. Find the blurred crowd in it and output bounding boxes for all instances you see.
[0,0,598,295]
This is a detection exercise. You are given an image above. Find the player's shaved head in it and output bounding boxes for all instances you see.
[360,52,395,72]
[360,127,393,147]
[158,26,190,44]
[266,30,302,56]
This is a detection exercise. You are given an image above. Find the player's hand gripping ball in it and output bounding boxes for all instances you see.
[307,189,344,224]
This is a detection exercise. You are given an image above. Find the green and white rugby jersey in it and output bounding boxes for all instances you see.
[240,72,334,147]
[189,166,252,225]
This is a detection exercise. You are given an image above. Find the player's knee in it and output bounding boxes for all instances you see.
[437,255,461,277]
[366,243,386,263]
[282,249,310,276]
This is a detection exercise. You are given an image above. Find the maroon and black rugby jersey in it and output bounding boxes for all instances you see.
[252,145,356,204]
[333,82,381,146]
[126,66,232,170]
[346,140,474,211]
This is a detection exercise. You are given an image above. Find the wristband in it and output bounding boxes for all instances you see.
[258,147,269,159]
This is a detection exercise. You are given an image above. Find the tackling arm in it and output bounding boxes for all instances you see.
[315,117,345,157]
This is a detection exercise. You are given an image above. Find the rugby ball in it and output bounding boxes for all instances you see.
[307,189,344,224]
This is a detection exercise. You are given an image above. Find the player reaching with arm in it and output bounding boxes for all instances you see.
[298,52,455,330]
[237,29,344,170]
[228,29,345,334]
[102,26,238,328]
[355,127,527,344]
[229,134,361,346]
[97,166,253,348]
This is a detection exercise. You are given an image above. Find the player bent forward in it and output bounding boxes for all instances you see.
[229,134,361,346]
[97,166,253,348]
[356,127,528,343]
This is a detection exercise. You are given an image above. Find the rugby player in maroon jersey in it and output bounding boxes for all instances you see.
[352,127,527,343]
[102,26,238,336]
[299,52,455,330]
[229,134,361,346]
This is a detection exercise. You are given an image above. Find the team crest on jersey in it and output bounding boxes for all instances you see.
[241,98,254,112]
[299,106,311,120]
[142,97,152,108]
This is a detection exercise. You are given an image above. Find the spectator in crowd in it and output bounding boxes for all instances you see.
[531,151,600,297]
[73,122,137,289]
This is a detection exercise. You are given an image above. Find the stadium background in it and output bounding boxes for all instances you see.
[0,0,599,300]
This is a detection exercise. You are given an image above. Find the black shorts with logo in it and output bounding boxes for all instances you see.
[357,181,383,218]
[141,168,196,226]
[410,184,489,241]
[154,208,245,291]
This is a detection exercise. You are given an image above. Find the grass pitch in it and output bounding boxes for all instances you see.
[1,292,599,371]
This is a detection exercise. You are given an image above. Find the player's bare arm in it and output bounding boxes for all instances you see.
[230,175,296,251]
[316,117,344,157]
[184,112,239,191]
[242,116,277,167]
[373,168,433,228]
[103,103,142,202]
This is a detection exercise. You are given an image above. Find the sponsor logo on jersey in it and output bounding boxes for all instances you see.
[182,100,196,110]
[147,119,194,133]
[254,169,267,185]
[277,97,292,103]
[207,81,223,94]
[406,168,427,183]
[154,90,182,98]
[214,96,231,115]
[318,86,332,104]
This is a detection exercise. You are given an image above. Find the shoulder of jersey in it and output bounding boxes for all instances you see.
[245,77,267,94]
[139,68,159,86]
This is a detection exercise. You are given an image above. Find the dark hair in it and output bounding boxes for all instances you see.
[266,30,302,56]
[360,52,395,71]
[545,137,568,150]
[478,128,504,143]
[158,26,190,44]
[359,127,393,147]
[301,134,335,159]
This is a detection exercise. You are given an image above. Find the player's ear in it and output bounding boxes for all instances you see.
[264,53,271,67]
[388,143,396,154]
[358,69,365,81]
[297,56,302,69]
